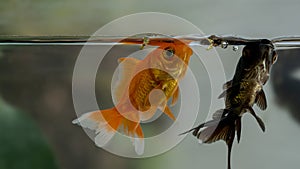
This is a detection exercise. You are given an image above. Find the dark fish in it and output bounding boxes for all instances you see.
[181,40,278,169]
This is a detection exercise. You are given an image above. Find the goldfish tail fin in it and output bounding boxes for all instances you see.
[130,124,144,155]
[181,109,239,169]
[73,108,145,155]
[122,117,145,155]
[72,108,122,147]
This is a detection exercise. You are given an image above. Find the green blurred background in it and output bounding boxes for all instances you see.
[1,0,300,169]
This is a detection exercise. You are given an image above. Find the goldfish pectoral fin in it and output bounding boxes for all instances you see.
[171,86,180,106]
[248,107,266,132]
[162,106,176,121]
[255,89,267,110]
[112,57,140,103]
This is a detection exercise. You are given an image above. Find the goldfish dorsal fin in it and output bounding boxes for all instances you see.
[112,57,140,103]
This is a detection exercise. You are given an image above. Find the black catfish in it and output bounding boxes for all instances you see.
[181,40,278,169]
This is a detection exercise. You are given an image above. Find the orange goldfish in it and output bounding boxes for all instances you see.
[73,38,193,155]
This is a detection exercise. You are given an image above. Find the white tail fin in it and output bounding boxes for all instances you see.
[72,111,117,147]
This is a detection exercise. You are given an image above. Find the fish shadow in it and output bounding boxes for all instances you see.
[271,48,300,125]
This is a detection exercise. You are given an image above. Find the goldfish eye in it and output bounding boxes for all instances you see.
[163,47,175,59]
[272,51,278,64]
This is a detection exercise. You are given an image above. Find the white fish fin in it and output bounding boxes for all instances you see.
[134,136,144,155]
[111,57,140,103]
[95,127,115,147]
[129,123,144,155]
[73,110,120,147]
[72,111,99,130]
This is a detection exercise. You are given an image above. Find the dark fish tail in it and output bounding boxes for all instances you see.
[181,109,240,169]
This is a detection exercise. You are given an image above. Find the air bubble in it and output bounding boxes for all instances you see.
[233,45,239,51]
[221,41,228,49]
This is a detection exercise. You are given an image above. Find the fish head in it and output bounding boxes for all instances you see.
[242,40,278,83]
[147,39,193,79]
[259,40,278,83]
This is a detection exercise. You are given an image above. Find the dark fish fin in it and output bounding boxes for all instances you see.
[255,89,267,110]
[179,122,206,136]
[218,83,235,99]
[227,142,232,169]
[197,110,237,144]
[192,119,220,138]
[235,117,242,143]
[248,107,266,132]
[218,90,227,99]
[218,87,233,99]
[200,112,236,169]
[218,80,233,99]
[182,109,238,169]
[179,109,228,137]
[212,109,225,119]
[223,80,233,89]
[226,125,235,169]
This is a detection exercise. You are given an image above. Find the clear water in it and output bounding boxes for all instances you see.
[1,35,300,169]
[2,0,300,169]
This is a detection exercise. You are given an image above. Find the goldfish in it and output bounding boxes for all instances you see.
[181,40,278,169]
[73,38,193,155]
